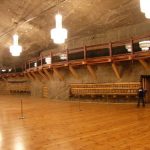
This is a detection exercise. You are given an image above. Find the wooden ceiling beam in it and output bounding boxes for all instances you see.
[87,65,97,80]
[111,63,121,79]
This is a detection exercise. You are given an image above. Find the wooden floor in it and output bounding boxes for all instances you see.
[0,96,150,150]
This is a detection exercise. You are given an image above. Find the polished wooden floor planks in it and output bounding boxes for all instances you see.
[0,95,150,150]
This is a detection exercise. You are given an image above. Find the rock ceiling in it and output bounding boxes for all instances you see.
[0,0,148,66]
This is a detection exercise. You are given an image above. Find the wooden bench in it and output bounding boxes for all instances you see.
[70,82,140,98]
[8,83,31,95]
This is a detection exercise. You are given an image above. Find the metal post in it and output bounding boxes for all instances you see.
[19,99,24,119]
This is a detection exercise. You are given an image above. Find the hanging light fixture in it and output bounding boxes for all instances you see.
[50,13,67,44]
[9,34,22,56]
[139,40,150,51]
[140,0,150,19]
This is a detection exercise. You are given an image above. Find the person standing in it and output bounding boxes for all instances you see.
[137,87,146,107]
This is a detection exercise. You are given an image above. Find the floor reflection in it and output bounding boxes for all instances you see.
[14,137,25,150]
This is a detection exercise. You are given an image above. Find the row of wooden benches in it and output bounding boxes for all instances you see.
[70,82,140,97]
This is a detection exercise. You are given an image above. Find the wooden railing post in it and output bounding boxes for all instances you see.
[50,51,52,64]
[66,49,69,62]
[29,61,30,69]
[84,45,87,61]
[131,39,134,55]
[25,63,27,71]
[109,42,112,57]
[41,56,43,66]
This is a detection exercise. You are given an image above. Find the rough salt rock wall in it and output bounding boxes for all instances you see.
[30,61,150,100]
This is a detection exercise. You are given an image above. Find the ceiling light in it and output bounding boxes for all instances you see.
[125,44,132,52]
[50,14,67,44]
[45,57,51,64]
[140,0,150,19]
[9,34,22,56]
[139,40,150,51]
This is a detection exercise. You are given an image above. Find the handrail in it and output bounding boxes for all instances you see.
[1,33,150,77]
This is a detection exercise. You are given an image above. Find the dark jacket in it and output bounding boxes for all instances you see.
[138,88,146,98]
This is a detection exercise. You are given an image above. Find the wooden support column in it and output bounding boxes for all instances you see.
[139,59,149,70]
[30,71,40,81]
[112,63,121,79]
[38,69,49,80]
[43,69,52,80]
[87,65,97,80]
[24,73,29,80]
[2,77,7,82]
[69,66,79,79]
[53,68,64,81]
[27,72,34,80]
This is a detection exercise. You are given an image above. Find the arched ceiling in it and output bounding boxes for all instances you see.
[0,0,148,66]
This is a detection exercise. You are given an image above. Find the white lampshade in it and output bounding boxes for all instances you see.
[139,40,150,51]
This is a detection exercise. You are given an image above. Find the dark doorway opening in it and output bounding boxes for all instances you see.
[141,75,150,103]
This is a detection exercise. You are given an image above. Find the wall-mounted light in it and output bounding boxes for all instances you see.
[34,62,37,67]
[125,44,132,52]
[45,57,51,64]
[2,69,6,72]
[60,53,67,60]
[139,40,150,51]
[8,68,12,72]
